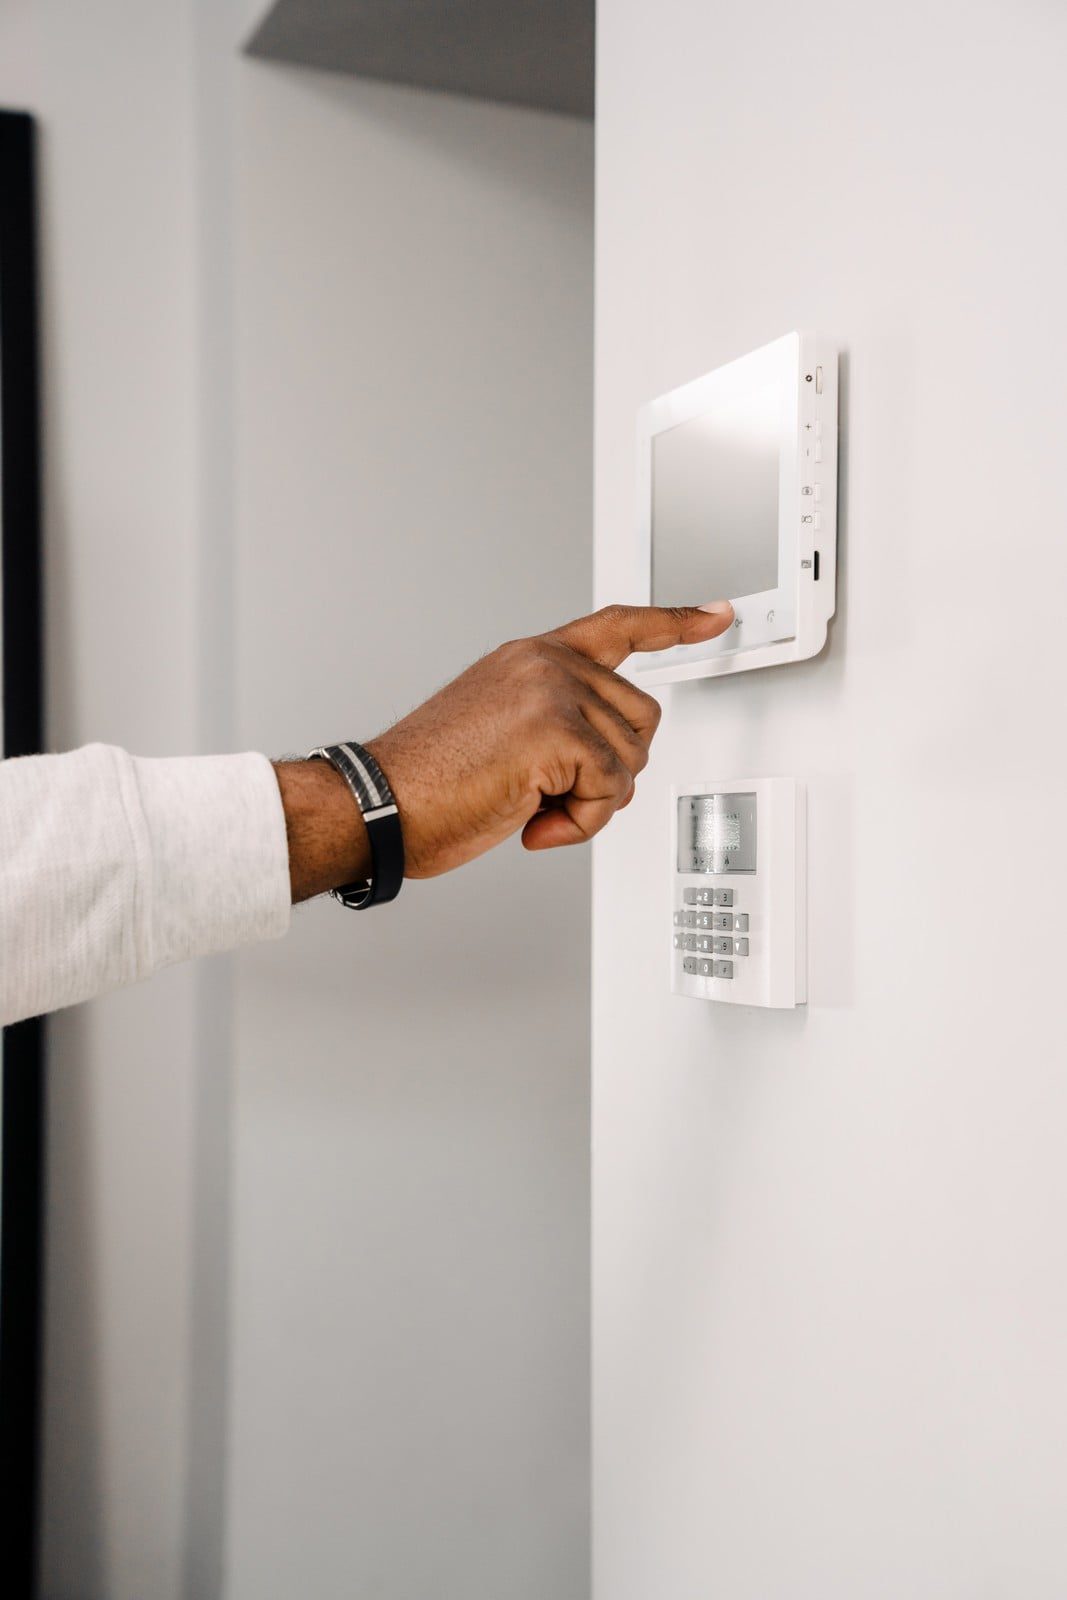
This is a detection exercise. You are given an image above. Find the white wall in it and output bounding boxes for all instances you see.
[223,65,592,1600]
[592,3,1067,1597]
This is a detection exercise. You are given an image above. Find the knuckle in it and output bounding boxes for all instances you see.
[596,603,635,630]
[499,638,558,688]
[494,637,528,668]
[611,759,632,796]
[530,654,566,701]
[590,739,622,783]
[590,741,614,776]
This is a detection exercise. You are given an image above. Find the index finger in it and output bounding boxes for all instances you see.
[547,602,735,670]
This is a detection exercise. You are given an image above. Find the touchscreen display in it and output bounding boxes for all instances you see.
[651,380,781,606]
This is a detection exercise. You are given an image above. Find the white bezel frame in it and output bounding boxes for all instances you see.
[629,331,838,685]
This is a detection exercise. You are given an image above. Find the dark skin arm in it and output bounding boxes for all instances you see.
[274,757,373,903]
[275,600,734,904]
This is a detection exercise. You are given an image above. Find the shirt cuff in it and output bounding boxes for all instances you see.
[130,750,291,971]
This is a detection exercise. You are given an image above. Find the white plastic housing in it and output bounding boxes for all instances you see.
[671,776,806,1008]
[630,332,838,685]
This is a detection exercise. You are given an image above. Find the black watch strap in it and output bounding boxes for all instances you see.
[307,741,405,909]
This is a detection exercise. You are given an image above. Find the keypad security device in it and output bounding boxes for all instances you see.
[671,777,806,1008]
[628,332,838,686]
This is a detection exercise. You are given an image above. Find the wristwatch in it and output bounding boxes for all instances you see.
[306,741,405,909]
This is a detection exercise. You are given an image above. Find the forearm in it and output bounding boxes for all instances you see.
[273,759,371,903]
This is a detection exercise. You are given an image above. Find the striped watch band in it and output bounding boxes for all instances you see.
[307,741,405,909]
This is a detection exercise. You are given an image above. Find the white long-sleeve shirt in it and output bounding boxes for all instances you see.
[0,744,292,1026]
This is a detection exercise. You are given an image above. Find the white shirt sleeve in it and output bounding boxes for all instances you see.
[0,744,292,1026]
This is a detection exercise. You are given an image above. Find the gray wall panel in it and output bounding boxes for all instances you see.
[247,0,594,118]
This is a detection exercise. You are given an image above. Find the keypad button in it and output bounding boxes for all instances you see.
[682,956,699,976]
[714,889,734,907]
[684,934,699,951]
[712,936,733,956]
[673,933,683,949]
[733,913,749,933]
[734,937,749,957]
[695,912,713,929]
[683,888,699,905]
[699,959,713,977]
[696,935,714,953]
[712,912,734,932]
[713,960,734,980]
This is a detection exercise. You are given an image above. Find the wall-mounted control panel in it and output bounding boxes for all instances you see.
[671,777,806,1008]
[628,332,838,686]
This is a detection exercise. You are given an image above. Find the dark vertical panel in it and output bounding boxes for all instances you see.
[0,108,45,1600]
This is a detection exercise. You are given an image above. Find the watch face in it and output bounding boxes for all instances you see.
[677,792,757,874]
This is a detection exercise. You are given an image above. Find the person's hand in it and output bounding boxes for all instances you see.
[276,602,734,899]
[365,601,734,879]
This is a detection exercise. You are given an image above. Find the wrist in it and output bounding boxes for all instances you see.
[273,758,371,904]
